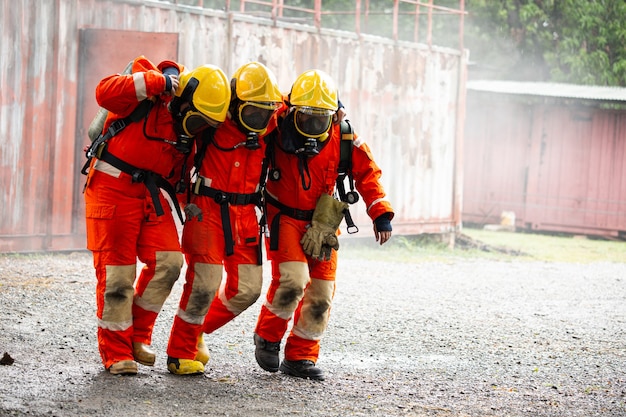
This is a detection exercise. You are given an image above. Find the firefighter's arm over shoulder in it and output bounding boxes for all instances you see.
[350,133,394,245]
[95,56,183,117]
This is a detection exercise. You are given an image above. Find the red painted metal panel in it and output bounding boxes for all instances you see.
[526,106,626,236]
[463,95,531,225]
[527,107,591,229]
[464,92,626,238]
[0,2,59,252]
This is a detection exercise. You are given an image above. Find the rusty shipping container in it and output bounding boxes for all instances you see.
[0,0,467,252]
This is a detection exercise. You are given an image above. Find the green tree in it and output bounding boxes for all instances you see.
[464,0,626,86]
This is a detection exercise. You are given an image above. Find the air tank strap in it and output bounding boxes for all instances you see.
[97,146,184,224]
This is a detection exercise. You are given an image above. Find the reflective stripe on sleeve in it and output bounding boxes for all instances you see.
[133,72,148,101]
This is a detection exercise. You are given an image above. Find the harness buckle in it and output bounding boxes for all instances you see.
[346,191,360,204]
[94,142,107,159]
[213,191,228,205]
[107,119,127,137]
[131,170,146,183]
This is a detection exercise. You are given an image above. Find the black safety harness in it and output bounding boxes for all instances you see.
[265,191,315,251]
[264,120,359,251]
[81,99,185,224]
[191,131,267,264]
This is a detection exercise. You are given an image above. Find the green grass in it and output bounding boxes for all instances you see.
[462,227,626,263]
[340,227,626,264]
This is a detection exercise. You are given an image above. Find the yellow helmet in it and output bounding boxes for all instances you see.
[232,62,282,103]
[289,70,338,139]
[173,64,231,136]
[231,62,283,134]
[289,69,338,112]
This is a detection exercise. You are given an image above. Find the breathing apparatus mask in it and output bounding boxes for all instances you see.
[231,100,280,150]
[283,68,338,157]
[169,77,221,153]
[280,106,332,157]
[225,61,284,151]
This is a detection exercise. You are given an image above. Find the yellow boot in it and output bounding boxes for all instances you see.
[167,357,204,375]
[194,334,210,365]
[132,342,156,366]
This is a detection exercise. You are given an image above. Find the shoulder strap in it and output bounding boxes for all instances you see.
[259,131,277,191]
[81,99,153,175]
[338,120,353,176]
[128,99,153,123]
[193,129,214,173]
[336,120,358,203]
[336,120,359,234]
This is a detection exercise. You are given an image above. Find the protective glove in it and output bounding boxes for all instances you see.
[300,194,348,261]
[373,213,392,232]
[318,243,333,262]
[184,203,203,222]
[373,213,393,245]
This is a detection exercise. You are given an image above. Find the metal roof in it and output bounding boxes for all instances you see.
[467,80,626,102]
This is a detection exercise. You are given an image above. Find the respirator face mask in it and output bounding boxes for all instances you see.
[291,107,333,156]
[294,107,333,138]
[170,76,221,152]
[238,101,278,133]
[179,110,220,136]
[171,108,220,154]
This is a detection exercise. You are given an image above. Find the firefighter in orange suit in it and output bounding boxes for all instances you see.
[253,69,394,380]
[165,62,286,375]
[84,56,231,375]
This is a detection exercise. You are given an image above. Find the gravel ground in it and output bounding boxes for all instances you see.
[0,249,625,416]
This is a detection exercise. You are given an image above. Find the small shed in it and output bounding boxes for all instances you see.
[463,80,626,239]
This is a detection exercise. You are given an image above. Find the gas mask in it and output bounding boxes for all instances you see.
[169,77,221,153]
[175,108,220,152]
[280,108,332,157]
[294,107,332,139]
[232,100,279,150]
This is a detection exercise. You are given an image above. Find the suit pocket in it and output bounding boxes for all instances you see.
[181,217,210,255]
[85,204,116,251]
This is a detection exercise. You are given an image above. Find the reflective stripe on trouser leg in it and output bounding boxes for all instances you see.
[85,171,145,368]
[203,263,263,334]
[133,195,182,344]
[255,261,310,342]
[97,263,136,368]
[285,277,336,362]
[284,247,337,363]
[167,262,222,359]
[133,251,183,343]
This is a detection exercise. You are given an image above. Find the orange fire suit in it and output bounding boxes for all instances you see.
[255,121,394,363]
[84,56,188,370]
[167,108,285,360]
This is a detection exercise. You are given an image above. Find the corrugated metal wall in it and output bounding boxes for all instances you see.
[0,0,466,252]
[464,93,626,238]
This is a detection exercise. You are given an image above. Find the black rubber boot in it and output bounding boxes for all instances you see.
[253,333,280,372]
[279,359,325,381]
